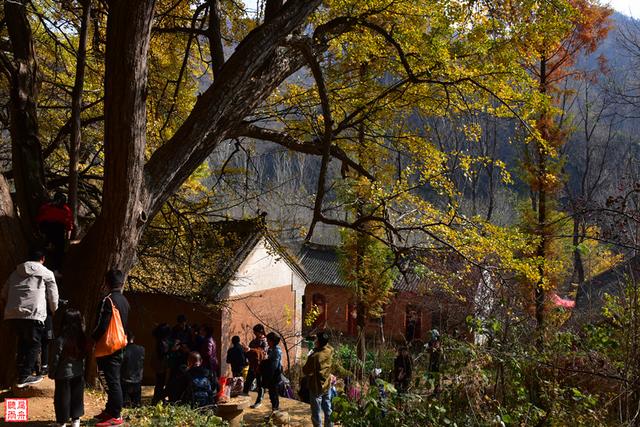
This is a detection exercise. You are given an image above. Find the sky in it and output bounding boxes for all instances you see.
[609,0,640,17]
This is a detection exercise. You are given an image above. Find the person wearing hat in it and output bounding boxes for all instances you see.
[302,331,334,427]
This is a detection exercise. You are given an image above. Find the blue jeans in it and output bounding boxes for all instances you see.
[310,390,332,427]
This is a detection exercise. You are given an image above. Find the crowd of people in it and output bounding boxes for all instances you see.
[0,244,435,427]
[146,316,338,427]
[149,319,286,412]
[0,246,131,427]
[149,315,220,407]
[0,193,439,427]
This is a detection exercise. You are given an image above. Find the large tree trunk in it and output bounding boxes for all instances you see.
[0,175,27,386]
[4,0,47,236]
[64,0,156,384]
[0,0,45,388]
[66,0,155,308]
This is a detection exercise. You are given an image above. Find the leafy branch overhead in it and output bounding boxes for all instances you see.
[0,0,636,386]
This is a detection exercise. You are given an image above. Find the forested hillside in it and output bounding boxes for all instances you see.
[206,11,640,245]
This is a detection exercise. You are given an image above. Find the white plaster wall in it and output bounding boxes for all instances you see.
[218,237,307,367]
[218,237,305,298]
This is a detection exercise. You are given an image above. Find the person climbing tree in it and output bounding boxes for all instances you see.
[36,192,73,273]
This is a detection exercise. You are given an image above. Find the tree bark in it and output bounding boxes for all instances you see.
[65,0,155,300]
[69,0,92,238]
[534,150,546,349]
[264,0,283,22]
[533,56,548,352]
[207,0,224,76]
[355,96,367,373]
[571,215,585,286]
[0,174,27,385]
[4,0,47,235]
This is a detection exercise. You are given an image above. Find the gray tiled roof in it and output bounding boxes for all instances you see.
[393,272,422,293]
[298,243,350,287]
[297,243,426,292]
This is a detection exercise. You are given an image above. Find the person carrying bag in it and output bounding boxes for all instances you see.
[92,270,130,427]
[94,296,127,358]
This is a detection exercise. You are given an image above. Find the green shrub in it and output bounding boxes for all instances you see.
[334,342,396,377]
[124,404,226,427]
[332,380,454,427]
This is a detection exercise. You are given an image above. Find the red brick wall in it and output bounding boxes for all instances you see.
[303,284,423,340]
[304,284,352,333]
[125,291,222,385]
[303,284,473,343]
[220,284,300,374]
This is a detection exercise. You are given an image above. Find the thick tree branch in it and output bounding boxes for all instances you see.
[234,123,374,180]
[296,40,334,241]
[152,26,207,36]
[264,0,282,23]
[143,0,322,217]
[69,0,92,238]
[207,0,225,76]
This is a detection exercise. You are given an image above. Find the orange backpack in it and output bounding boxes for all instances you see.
[94,296,127,357]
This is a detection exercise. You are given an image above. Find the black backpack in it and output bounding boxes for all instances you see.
[188,372,213,407]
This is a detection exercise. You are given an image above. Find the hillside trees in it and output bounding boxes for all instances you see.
[517,0,611,345]
[0,0,591,387]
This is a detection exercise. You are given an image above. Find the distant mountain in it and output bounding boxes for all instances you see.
[579,12,636,72]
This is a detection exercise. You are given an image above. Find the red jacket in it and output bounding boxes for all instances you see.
[36,203,73,232]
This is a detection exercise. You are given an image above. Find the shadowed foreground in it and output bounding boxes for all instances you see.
[0,378,314,426]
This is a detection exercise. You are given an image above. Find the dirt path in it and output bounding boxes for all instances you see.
[243,392,313,426]
[0,378,105,426]
[0,379,314,426]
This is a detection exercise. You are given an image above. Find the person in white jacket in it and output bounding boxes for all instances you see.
[1,249,59,388]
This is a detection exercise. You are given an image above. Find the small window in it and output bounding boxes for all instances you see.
[311,293,327,329]
[347,303,358,336]
[405,306,422,341]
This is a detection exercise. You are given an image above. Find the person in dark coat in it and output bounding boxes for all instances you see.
[171,314,192,349]
[36,191,73,272]
[243,324,268,408]
[121,334,145,408]
[49,308,87,427]
[260,332,283,412]
[199,325,218,376]
[92,269,130,427]
[427,329,442,394]
[151,323,171,404]
[226,335,248,377]
[183,352,215,408]
[393,346,412,393]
